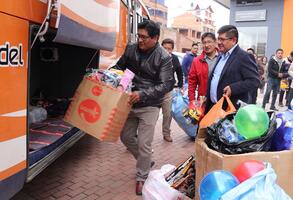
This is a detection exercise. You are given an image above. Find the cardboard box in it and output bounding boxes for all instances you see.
[195,139,293,199]
[196,128,207,139]
[64,77,131,142]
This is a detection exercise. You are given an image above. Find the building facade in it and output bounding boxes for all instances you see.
[143,0,168,27]
[229,0,293,57]
[171,5,216,52]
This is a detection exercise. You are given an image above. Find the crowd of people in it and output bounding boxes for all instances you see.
[113,19,293,196]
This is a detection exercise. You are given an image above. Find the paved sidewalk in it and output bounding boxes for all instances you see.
[13,118,195,200]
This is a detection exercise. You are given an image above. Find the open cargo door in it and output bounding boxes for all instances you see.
[53,0,120,51]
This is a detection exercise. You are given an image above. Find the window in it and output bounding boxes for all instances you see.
[179,29,188,36]
[129,14,133,34]
[236,0,262,6]
[147,6,154,16]
[182,48,191,53]
[238,26,268,56]
[192,30,196,38]
[197,32,201,39]
[137,13,142,23]
[156,0,165,5]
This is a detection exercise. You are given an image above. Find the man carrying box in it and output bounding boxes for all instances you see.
[112,20,174,195]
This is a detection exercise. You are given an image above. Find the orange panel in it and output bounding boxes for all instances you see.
[281,0,293,56]
[0,117,26,142]
[0,0,47,24]
[0,13,28,143]
[0,161,26,181]
[0,13,28,115]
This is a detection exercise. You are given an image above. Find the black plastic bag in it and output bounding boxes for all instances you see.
[205,111,277,154]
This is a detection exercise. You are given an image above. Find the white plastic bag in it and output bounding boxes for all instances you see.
[142,164,189,200]
[221,164,292,200]
[28,106,47,124]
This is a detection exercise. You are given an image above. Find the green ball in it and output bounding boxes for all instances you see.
[235,105,269,140]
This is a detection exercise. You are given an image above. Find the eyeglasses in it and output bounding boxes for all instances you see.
[217,37,231,42]
[136,34,151,41]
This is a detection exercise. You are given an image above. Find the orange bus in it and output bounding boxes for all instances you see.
[0,0,149,199]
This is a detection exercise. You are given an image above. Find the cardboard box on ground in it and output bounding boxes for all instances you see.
[64,77,131,142]
[195,128,293,199]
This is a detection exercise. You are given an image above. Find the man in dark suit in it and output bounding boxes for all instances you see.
[205,25,260,113]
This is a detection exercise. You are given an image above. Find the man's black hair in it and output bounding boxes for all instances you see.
[161,38,174,49]
[290,51,293,57]
[218,25,239,43]
[276,48,284,53]
[247,48,255,54]
[192,42,199,47]
[201,32,216,41]
[138,20,160,38]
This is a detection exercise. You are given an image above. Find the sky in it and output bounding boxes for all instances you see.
[165,0,230,31]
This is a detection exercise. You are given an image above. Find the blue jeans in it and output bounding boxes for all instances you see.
[262,78,280,108]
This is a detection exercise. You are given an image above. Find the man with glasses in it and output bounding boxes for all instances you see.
[188,32,218,112]
[113,20,174,195]
[205,25,259,113]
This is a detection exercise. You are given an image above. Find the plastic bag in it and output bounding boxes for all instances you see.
[142,164,188,200]
[221,164,292,200]
[270,110,293,151]
[28,106,47,125]
[200,95,236,128]
[171,89,198,138]
[205,112,277,154]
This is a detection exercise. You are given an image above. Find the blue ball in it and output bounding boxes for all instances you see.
[199,170,239,200]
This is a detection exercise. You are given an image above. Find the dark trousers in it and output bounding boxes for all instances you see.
[262,78,280,108]
[286,88,293,106]
[250,89,258,104]
[279,90,288,104]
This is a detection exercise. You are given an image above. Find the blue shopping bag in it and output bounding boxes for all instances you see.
[171,89,198,138]
[221,164,291,200]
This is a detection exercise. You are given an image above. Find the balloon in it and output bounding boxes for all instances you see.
[233,160,265,183]
[199,170,239,200]
[235,105,269,139]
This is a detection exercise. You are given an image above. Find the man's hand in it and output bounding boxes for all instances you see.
[278,73,283,78]
[189,100,195,107]
[223,86,232,97]
[128,91,140,105]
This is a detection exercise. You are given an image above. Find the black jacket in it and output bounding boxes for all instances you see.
[206,45,260,111]
[268,57,284,79]
[114,43,175,108]
[279,57,292,78]
[171,53,183,88]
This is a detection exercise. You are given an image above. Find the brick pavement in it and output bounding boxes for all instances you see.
[13,117,195,200]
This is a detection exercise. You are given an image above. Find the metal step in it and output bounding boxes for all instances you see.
[26,130,85,182]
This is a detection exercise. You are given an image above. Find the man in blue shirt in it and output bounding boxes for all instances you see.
[182,43,198,83]
[205,25,259,113]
